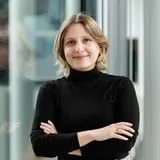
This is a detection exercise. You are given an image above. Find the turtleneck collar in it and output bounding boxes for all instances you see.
[68,67,102,82]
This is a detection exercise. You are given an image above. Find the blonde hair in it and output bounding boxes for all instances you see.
[53,13,109,77]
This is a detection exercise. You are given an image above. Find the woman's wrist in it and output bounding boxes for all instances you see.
[77,130,94,147]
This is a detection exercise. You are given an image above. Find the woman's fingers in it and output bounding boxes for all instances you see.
[116,128,133,137]
[40,125,54,133]
[44,130,50,134]
[115,122,135,133]
[40,121,57,134]
[48,120,54,127]
[117,125,135,133]
[114,133,128,141]
[108,122,135,141]
[40,125,52,133]
[48,120,57,131]
[113,122,135,140]
[116,122,133,126]
[41,122,54,131]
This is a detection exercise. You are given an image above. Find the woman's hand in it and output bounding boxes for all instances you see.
[40,120,57,134]
[90,122,135,141]
[40,120,82,156]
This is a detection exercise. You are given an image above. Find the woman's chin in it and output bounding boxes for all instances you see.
[72,65,95,71]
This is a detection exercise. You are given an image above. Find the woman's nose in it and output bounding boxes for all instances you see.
[74,41,84,53]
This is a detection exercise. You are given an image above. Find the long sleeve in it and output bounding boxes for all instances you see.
[30,82,80,158]
[112,77,140,158]
[80,77,140,159]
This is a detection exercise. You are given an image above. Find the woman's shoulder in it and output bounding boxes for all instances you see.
[39,77,67,92]
[101,72,133,87]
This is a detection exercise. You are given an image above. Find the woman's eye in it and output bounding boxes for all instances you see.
[67,41,75,45]
[83,38,90,42]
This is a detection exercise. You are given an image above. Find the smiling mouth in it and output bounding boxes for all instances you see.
[73,55,89,58]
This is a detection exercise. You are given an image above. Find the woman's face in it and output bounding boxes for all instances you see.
[63,23,100,71]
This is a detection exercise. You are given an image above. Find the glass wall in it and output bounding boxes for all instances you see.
[22,0,65,82]
[0,1,9,160]
[0,0,145,159]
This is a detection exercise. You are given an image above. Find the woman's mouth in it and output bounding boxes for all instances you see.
[73,55,89,59]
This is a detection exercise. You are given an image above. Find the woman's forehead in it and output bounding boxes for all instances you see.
[64,23,91,39]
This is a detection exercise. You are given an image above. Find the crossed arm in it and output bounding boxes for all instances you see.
[30,78,139,158]
[40,120,135,157]
[40,120,82,156]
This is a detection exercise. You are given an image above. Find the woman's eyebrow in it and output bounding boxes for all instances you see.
[64,37,74,40]
[64,34,90,40]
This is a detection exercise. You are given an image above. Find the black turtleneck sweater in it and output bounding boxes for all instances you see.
[30,67,139,160]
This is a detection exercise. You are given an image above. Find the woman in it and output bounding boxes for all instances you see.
[30,13,139,160]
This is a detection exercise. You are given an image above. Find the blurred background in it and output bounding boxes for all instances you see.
[0,0,159,159]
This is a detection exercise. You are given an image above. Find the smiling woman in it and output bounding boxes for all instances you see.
[63,23,100,72]
[30,13,139,160]
[54,13,108,76]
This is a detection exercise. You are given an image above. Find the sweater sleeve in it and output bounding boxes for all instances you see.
[112,77,140,158]
[30,82,80,158]
[80,77,140,159]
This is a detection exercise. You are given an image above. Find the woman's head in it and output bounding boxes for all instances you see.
[53,13,109,76]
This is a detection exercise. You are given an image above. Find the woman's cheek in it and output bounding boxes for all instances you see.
[64,49,74,62]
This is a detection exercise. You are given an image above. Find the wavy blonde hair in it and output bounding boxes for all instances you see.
[53,13,109,77]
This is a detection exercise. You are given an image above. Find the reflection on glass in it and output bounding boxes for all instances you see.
[0,2,8,85]
[81,0,97,20]
[23,0,65,82]
[0,2,9,160]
